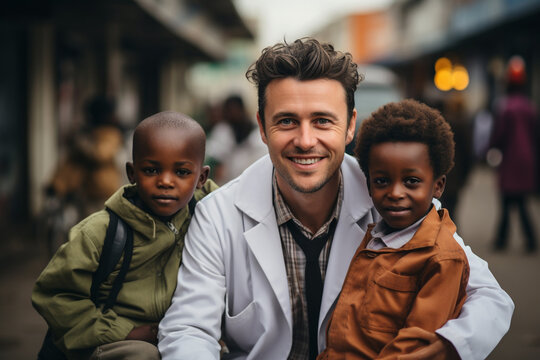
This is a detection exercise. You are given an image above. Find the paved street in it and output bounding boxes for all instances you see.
[1,164,539,359]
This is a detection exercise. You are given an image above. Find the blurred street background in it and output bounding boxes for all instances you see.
[2,0,540,358]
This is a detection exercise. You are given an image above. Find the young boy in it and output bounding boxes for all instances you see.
[318,99,469,359]
[32,111,218,360]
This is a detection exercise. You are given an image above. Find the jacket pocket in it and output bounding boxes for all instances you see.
[363,270,418,332]
[223,299,264,353]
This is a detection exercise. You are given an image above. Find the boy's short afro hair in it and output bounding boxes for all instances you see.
[354,99,455,179]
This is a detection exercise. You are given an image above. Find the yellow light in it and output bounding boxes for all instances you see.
[453,65,469,90]
[435,69,453,91]
[435,57,452,71]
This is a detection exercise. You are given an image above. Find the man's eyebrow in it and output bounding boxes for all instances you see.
[271,111,338,120]
[311,111,338,119]
[272,111,297,120]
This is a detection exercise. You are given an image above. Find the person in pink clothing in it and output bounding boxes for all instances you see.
[490,55,539,253]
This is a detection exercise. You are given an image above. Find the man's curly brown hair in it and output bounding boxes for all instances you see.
[246,37,362,128]
[354,99,455,180]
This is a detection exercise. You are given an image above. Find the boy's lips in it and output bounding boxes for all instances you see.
[153,195,178,204]
[384,206,410,215]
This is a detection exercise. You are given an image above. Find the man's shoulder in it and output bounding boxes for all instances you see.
[200,155,272,203]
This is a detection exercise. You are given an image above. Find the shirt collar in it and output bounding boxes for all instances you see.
[371,214,426,249]
[272,170,344,236]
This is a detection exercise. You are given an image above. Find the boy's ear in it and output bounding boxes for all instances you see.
[126,162,136,184]
[197,165,210,189]
[433,175,446,199]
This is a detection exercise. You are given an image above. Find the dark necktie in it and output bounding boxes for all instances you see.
[286,219,337,360]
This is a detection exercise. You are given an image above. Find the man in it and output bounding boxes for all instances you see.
[158,38,513,360]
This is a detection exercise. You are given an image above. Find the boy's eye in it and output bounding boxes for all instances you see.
[372,177,388,186]
[143,168,158,175]
[404,177,421,186]
[176,169,192,176]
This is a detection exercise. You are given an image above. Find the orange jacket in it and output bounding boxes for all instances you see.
[319,208,469,359]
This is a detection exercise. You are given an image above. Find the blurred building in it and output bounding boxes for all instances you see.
[378,0,540,113]
[315,0,540,114]
[0,0,252,223]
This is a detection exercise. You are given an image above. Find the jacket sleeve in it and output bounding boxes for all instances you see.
[158,198,223,359]
[435,233,514,359]
[31,214,134,351]
[376,255,469,359]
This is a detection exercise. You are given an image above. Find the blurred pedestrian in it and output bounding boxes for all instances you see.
[490,55,538,253]
[439,93,473,222]
[49,95,127,217]
[205,94,267,185]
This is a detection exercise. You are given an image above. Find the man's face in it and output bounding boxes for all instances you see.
[257,78,356,197]
[127,127,208,218]
[368,142,445,230]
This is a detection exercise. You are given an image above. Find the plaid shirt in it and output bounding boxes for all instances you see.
[272,173,344,360]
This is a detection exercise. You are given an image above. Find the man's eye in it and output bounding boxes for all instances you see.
[279,118,294,126]
[315,118,330,125]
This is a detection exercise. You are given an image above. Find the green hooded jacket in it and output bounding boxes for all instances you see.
[32,180,218,359]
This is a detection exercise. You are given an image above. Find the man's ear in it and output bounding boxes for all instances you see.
[433,175,446,199]
[257,112,268,145]
[197,165,210,189]
[345,109,357,145]
[126,162,136,184]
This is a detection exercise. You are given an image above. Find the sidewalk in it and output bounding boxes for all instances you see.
[0,230,49,360]
[1,164,539,359]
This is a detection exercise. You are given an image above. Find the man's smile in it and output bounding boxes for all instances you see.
[290,157,322,165]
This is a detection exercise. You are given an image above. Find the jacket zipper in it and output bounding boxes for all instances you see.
[154,221,179,317]
[166,221,179,235]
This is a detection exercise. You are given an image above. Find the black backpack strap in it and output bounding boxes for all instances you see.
[188,197,198,216]
[90,208,133,311]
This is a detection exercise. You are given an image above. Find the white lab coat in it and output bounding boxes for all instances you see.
[159,154,513,360]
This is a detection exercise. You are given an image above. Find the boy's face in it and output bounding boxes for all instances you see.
[126,127,208,218]
[367,141,445,230]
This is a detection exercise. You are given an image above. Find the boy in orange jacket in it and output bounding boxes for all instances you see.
[319,99,468,359]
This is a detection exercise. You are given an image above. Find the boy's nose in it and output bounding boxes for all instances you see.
[388,183,405,199]
[158,173,174,188]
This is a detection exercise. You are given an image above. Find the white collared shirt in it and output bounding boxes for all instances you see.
[366,215,427,250]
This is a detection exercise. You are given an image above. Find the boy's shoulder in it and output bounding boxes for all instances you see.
[194,179,219,202]
[69,209,112,247]
[430,209,468,262]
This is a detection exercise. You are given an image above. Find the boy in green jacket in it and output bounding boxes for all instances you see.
[32,111,218,359]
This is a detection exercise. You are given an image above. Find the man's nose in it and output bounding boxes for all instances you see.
[293,122,317,150]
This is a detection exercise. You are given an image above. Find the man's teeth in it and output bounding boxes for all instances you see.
[293,158,319,165]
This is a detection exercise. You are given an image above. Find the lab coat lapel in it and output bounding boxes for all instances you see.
[319,155,375,327]
[235,155,293,329]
